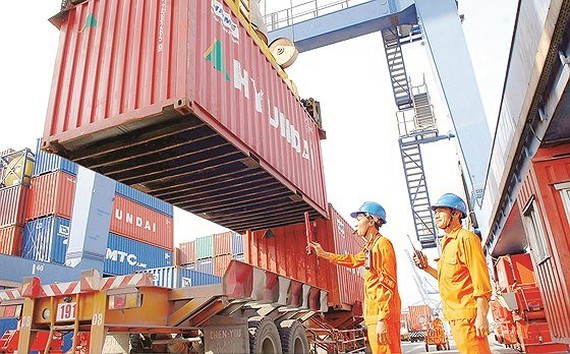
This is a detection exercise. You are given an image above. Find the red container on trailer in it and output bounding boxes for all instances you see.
[110,195,173,251]
[244,204,364,311]
[179,240,196,265]
[0,226,23,256]
[26,170,76,221]
[213,231,232,256]
[43,0,327,232]
[0,185,29,228]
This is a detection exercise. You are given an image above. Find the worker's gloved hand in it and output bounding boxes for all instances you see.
[376,319,390,345]
[307,241,324,257]
[413,251,428,269]
[474,312,489,338]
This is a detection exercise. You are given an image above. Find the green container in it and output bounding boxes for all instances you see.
[195,235,214,260]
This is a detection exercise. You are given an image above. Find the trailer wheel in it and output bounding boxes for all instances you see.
[249,316,283,354]
[278,320,309,353]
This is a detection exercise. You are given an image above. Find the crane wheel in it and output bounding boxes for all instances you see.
[278,320,309,354]
[248,316,283,354]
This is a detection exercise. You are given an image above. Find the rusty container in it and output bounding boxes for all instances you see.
[43,0,327,232]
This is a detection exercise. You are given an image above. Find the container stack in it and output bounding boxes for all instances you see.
[179,232,244,277]
[140,266,222,289]
[20,146,175,276]
[0,148,34,256]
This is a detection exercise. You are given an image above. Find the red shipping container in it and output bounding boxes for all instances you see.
[213,231,232,256]
[517,144,570,343]
[245,204,364,311]
[407,305,433,332]
[0,185,29,228]
[26,171,76,221]
[110,195,173,251]
[213,254,233,277]
[495,253,536,291]
[43,0,327,233]
[173,247,181,266]
[179,240,196,265]
[0,226,23,256]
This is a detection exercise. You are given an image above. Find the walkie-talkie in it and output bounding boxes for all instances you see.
[407,234,426,269]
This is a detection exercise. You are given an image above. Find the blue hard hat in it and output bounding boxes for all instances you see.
[430,193,468,219]
[350,201,387,224]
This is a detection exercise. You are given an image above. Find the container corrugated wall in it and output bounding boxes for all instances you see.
[26,171,76,221]
[231,233,244,255]
[407,305,432,331]
[213,254,233,277]
[179,240,196,265]
[328,205,366,308]
[195,235,214,260]
[213,231,232,256]
[0,185,29,228]
[195,258,214,275]
[0,226,23,256]
[110,195,173,250]
[518,145,570,343]
[0,318,18,338]
[115,181,173,217]
[104,233,173,275]
[33,141,78,176]
[43,0,327,232]
[245,204,365,310]
[141,266,221,288]
[21,216,70,263]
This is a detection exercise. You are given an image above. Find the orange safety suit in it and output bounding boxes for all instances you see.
[437,227,492,354]
[329,234,401,354]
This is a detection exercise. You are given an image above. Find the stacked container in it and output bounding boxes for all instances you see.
[140,267,221,288]
[20,146,175,275]
[179,232,245,277]
[0,149,34,256]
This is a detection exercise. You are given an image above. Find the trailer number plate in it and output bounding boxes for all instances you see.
[56,302,76,322]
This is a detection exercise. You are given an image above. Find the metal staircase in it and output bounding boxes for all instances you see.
[382,28,413,110]
[399,137,437,248]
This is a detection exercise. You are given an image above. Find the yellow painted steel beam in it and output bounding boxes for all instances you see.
[88,291,107,354]
[17,297,35,353]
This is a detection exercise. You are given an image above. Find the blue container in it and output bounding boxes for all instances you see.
[33,139,78,176]
[141,266,221,288]
[195,258,214,275]
[231,233,244,255]
[115,182,173,217]
[21,216,70,264]
[0,318,18,337]
[104,233,173,275]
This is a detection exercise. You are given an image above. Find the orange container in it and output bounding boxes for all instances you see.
[244,204,364,310]
[26,171,76,221]
[0,185,29,228]
[0,226,23,256]
[179,240,196,265]
[110,195,173,250]
[407,305,433,332]
[213,231,232,256]
[213,254,233,277]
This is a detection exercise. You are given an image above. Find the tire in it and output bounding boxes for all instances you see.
[249,316,283,354]
[278,320,310,354]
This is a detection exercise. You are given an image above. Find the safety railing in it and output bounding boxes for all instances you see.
[263,0,371,31]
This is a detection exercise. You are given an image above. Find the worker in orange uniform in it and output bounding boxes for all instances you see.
[413,193,492,353]
[308,201,401,353]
